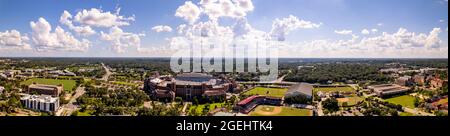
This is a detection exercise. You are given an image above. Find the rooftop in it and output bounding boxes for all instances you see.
[238,95,260,105]
[29,84,62,90]
[285,83,313,97]
[21,94,58,103]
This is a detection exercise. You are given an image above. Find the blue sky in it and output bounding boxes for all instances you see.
[0,0,448,58]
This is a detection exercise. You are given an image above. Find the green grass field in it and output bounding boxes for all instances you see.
[399,112,415,116]
[385,95,416,108]
[244,87,288,98]
[249,105,312,116]
[189,102,225,115]
[21,78,77,92]
[313,86,355,93]
[112,81,138,86]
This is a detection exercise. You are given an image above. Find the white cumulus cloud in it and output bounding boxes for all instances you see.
[74,8,135,28]
[0,30,31,51]
[100,26,144,53]
[371,29,378,33]
[361,29,370,35]
[152,25,173,33]
[270,15,321,41]
[175,1,201,24]
[30,17,91,52]
[334,29,353,35]
[199,0,254,21]
[60,10,96,36]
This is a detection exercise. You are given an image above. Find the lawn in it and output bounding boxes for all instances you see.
[21,78,77,92]
[249,105,312,116]
[189,102,226,115]
[112,81,138,86]
[313,86,355,93]
[76,111,92,116]
[244,87,288,98]
[385,95,416,108]
[399,112,415,116]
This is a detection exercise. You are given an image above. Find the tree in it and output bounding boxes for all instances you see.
[193,97,199,106]
[71,111,79,116]
[342,102,348,107]
[414,97,420,107]
[322,98,339,113]
[202,104,210,116]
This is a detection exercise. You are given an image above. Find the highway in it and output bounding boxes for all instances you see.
[100,63,112,81]
[56,86,86,116]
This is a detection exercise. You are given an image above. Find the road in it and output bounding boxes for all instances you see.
[403,107,435,116]
[273,75,286,83]
[56,86,86,116]
[100,63,112,81]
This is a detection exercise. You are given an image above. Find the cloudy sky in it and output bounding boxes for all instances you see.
[0,0,448,58]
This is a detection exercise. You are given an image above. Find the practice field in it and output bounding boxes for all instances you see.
[244,87,288,98]
[313,86,355,93]
[112,81,138,86]
[385,95,416,108]
[249,105,312,116]
[399,112,415,116]
[337,96,363,106]
[21,78,77,92]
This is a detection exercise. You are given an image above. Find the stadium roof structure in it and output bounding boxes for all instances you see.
[285,83,313,97]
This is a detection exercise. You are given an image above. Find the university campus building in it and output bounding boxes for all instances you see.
[368,84,411,97]
[20,94,60,112]
[28,83,63,97]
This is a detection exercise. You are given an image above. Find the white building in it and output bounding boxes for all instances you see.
[20,94,60,112]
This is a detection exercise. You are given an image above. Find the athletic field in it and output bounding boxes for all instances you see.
[249,105,312,116]
[337,96,363,106]
[21,78,77,92]
[244,87,288,98]
[385,95,416,108]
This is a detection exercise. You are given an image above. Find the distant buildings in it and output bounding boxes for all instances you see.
[28,84,63,97]
[48,70,76,77]
[430,77,448,89]
[20,94,60,112]
[144,73,238,101]
[368,84,410,97]
[413,75,426,86]
[2,70,17,78]
[298,66,315,70]
[395,76,413,86]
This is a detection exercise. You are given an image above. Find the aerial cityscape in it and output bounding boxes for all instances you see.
[0,58,447,116]
[0,0,448,117]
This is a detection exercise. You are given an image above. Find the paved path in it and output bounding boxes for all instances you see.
[180,102,192,116]
[403,107,435,116]
[56,86,86,116]
[273,75,286,83]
